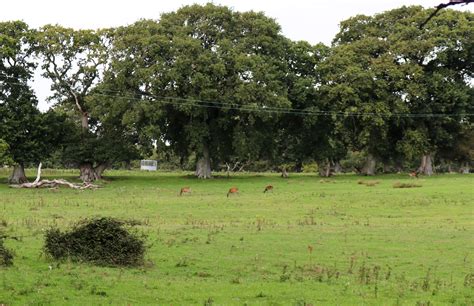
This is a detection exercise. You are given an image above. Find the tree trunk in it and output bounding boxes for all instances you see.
[382,163,391,173]
[94,163,109,179]
[318,160,331,177]
[394,159,403,174]
[80,163,99,182]
[361,154,376,176]
[294,161,303,173]
[333,161,342,174]
[418,154,434,176]
[460,162,470,174]
[195,145,211,179]
[81,112,89,130]
[8,164,28,184]
[281,167,289,178]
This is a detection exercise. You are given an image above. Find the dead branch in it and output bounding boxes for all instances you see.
[420,0,473,28]
[33,162,42,184]
[9,162,98,189]
[10,179,99,190]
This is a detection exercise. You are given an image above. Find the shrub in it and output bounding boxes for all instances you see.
[0,237,14,267]
[44,217,147,266]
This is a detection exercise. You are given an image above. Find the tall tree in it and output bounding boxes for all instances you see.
[0,21,36,183]
[0,21,68,183]
[35,25,118,181]
[324,6,473,175]
[110,4,290,178]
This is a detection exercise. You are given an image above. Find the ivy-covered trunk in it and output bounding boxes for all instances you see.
[8,164,28,184]
[195,144,211,179]
[361,154,376,176]
[418,154,434,176]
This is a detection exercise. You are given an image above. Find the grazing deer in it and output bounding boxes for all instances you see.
[263,185,273,193]
[227,187,239,197]
[408,171,419,178]
[179,187,191,196]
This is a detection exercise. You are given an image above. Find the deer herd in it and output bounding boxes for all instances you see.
[179,185,274,197]
[179,171,420,197]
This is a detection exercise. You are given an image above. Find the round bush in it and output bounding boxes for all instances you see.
[44,217,146,266]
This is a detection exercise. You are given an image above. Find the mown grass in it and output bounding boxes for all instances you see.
[0,169,472,305]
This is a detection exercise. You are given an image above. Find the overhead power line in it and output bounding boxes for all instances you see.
[1,78,473,118]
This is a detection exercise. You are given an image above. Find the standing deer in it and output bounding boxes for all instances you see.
[263,185,273,193]
[180,187,191,196]
[408,171,419,178]
[227,187,239,197]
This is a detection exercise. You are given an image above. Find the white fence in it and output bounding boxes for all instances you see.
[140,160,157,171]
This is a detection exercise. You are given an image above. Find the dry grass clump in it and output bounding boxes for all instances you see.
[357,180,380,187]
[0,237,14,267]
[393,182,422,188]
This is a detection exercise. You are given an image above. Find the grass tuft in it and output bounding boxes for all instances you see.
[0,237,14,267]
[393,182,422,188]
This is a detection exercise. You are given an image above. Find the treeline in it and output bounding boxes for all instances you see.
[0,4,472,182]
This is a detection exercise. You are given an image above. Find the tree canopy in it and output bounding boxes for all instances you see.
[1,5,472,181]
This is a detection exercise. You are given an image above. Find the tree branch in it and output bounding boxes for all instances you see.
[420,0,474,29]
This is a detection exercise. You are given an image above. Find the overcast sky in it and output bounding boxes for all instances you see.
[1,0,472,110]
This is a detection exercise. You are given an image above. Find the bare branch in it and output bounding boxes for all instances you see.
[420,0,474,28]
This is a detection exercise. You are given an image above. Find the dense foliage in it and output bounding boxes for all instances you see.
[0,5,472,180]
[44,218,147,266]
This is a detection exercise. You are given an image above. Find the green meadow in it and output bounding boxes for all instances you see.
[0,169,473,305]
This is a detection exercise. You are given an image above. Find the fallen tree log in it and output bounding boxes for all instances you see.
[9,163,99,190]
[10,179,100,190]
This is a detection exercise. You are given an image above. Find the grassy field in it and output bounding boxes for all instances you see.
[0,169,473,305]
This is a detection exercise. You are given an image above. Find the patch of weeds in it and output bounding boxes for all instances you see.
[196,271,211,278]
[44,217,147,267]
[385,265,392,280]
[90,285,107,297]
[422,268,431,291]
[256,291,266,298]
[416,301,432,306]
[319,179,335,184]
[175,257,189,267]
[0,236,14,267]
[295,299,313,306]
[358,180,379,187]
[464,273,474,288]
[280,272,291,282]
[357,262,381,285]
[393,182,422,188]
[298,216,316,226]
[203,297,214,306]
[347,256,356,274]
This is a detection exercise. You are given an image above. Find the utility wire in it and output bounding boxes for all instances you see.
[1,77,473,118]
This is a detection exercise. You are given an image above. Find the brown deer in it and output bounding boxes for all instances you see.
[227,187,239,197]
[263,185,273,193]
[408,171,419,178]
[179,187,191,196]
